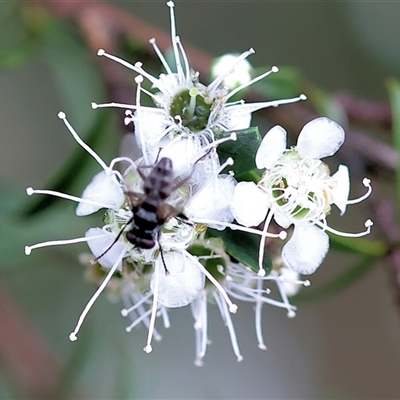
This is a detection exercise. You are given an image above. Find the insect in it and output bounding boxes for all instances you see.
[92,157,188,274]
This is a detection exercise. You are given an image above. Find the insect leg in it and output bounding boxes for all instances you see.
[91,216,133,264]
[157,230,169,275]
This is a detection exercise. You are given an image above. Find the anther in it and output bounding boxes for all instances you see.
[278,231,287,240]
[365,219,373,228]
[121,309,129,317]
[97,49,105,56]
[287,310,296,318]
[57,111,66,120]
[135,75,144,84]
[24,246,31,255]
[91,102,98,109]
[143,345,153,353]
[69,333,78,341]
[26,187,34,196]
[271,66,279,73]
[229,304,238,314]
[299,94,307,101]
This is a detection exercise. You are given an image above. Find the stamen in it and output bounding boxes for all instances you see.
[149,37,173,75]
[25,234,105,255]
[195,132,237,159]
[191,293,208,366]
[69,248,126,341]
[274,277,297,318]
[58,112,109,172]
[160,306,171,329]
[26,187,116,209]
[208,48,255,93]
[166,1,184,81]
[258,210,274,277]
[184,251,238,313]
[125,308,153,332]
[121,292,152,317]
[143,259,160,353]
[213,291,243,362]
[92,101,138,110]
[227,65,279,100]
[175,36,191,82]
[317,219,373,238]
[345,178,373,205]
[109,157,137,172]
[97,49,161,89]
[192,218,287,240]
[255,278,267,350]
[134,76,149,165]
[225,94,307,113]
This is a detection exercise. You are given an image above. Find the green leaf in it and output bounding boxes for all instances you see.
[206,227,271,275]
[291,256,377,304]
[386,77,400,220]
[217,127,263,178]
[329,233,388,257]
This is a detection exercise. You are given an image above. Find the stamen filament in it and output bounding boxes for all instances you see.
[134,76,149,165]
[149,38,173,75]
[184,250,238,313]
[125,308,153,332]
[69,247,126,342]
[345,178,372,205]
[227,65,279,100]
[208,48,255,92]
[25,234,105,255]
[213,291,243,362]
[26,187,115,210]
[258,210,274,277]
[255,278,267,350]
[58,112,109,172]
[316,219,373,238]
[192,218,287,239]
[225,94,307,113]
[144,260,160,353]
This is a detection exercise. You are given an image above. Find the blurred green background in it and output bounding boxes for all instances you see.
[1,1,399,399]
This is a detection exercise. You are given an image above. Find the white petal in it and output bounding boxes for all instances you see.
[297,117,345,159]
[230,181,268,227]
[76,171,125,216]
[85,228,125,270]
[151,252,205,308]
[331,165,350,215]
[255,125,287,169]
[158,136,203,178]
[282,224,329,275]
[222,107,252,131]
[134,107,170,148]
[186,174,236,229]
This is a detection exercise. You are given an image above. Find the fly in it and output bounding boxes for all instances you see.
[92,157,188,274]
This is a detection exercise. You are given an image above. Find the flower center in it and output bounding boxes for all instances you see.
[169,88,213,132]
[260,150,333,224]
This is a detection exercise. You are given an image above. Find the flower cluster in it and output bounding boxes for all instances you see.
[25,1,371,364]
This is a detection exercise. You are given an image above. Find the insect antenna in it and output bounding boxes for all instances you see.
[90,216,133,265]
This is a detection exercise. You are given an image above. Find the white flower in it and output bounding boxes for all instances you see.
[91,1,306,156]
[231,117,373,275]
